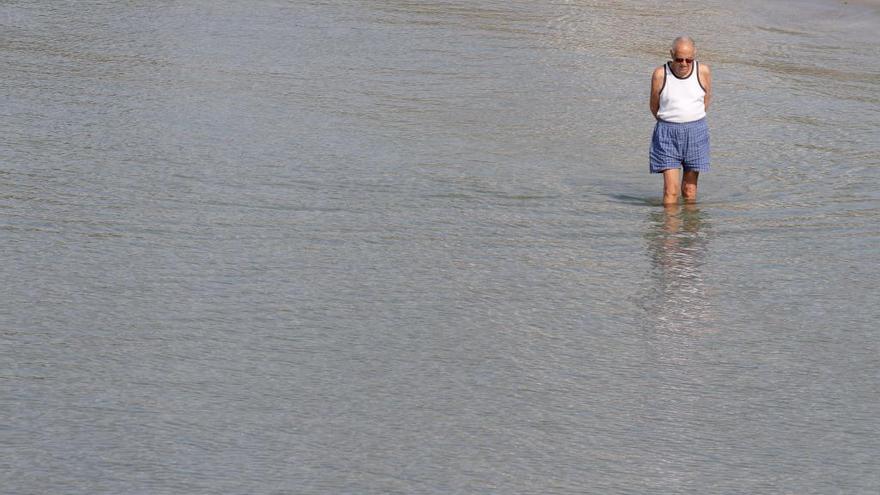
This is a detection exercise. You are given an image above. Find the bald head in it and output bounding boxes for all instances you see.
[672,36,695,51]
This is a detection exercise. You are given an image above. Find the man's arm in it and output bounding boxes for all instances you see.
[699,63,712,111]
[649,66,664,118]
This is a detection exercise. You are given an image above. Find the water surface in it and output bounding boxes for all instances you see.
[2,0,879,493]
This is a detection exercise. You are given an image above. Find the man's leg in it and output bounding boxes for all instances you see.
[662,168,681,205]
[682,170,699,203]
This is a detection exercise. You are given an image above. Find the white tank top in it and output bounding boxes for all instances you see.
[657,61,706,123]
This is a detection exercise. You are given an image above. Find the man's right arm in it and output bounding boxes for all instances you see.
[649,66,664,119]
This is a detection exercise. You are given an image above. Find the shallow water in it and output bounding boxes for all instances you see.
[2,0,879,493]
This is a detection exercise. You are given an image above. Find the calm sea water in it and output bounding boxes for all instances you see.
[2,0,879,493]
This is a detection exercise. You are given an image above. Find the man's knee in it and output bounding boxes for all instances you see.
[682,182,697,199]
[663,185,680,205]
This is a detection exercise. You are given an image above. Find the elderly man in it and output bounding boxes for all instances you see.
[649,36,712,205]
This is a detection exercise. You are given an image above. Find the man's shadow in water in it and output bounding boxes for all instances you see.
[640,203,714,335]
[608,193,666,207]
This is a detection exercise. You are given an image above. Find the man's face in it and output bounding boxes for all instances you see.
[670,43,695,76]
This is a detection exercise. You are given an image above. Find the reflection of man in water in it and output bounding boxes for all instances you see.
[649,36,712,205]
[645,204,712,333]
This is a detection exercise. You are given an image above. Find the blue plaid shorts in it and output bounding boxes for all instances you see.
[649,118,710,173]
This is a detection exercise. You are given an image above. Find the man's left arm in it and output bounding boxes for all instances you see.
[700,63,712,111]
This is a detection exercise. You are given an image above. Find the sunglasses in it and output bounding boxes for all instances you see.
[673,57,694,64]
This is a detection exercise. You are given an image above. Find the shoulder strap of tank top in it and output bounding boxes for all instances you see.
[660,63,668,94]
